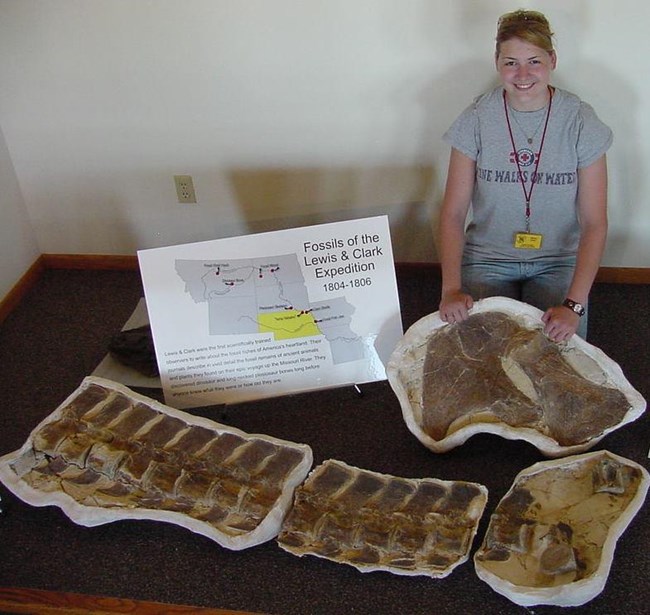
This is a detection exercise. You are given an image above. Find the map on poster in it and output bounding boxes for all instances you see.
[137,216,403,409]
[175,254,365,365]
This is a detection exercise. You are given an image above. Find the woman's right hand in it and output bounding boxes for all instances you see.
[439,290,473,323]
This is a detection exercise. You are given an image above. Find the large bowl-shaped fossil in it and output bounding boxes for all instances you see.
[474,450,649,606]
[0,376,313,550]
[387,297,646,457]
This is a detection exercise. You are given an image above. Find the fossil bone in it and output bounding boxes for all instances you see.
[474,450,649,607]
[278,459,488,577]
[0,377,313,550]
[387,298,646,457]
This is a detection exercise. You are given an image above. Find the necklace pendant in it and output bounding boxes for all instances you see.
[527,137,533,144]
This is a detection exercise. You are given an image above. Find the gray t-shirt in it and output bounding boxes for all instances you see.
[443,86,613,262]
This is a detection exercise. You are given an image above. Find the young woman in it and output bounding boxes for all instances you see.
[438,10,612,341]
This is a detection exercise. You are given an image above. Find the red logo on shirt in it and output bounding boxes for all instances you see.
[509,148,538,167]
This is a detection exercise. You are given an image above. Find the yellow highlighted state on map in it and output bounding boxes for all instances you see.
[258,310,322,340]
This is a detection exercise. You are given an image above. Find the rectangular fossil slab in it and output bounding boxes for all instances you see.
[0,377,313,550]
[278,459,488,577]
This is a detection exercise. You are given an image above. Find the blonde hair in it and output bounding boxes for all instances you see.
[496,10,554,56]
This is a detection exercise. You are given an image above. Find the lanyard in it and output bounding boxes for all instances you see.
[502,87,553,232]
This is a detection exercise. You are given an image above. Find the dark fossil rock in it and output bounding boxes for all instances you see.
[108,324,159,377]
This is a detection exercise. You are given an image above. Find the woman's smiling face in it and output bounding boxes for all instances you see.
[496,37,556,111]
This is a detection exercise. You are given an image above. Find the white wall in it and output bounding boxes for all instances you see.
[0,0,648,269]
[0,123,39,299]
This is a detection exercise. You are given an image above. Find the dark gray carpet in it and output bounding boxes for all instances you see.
[0,266,648,615]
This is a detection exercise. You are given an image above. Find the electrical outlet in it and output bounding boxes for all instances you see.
[174,175,197,203]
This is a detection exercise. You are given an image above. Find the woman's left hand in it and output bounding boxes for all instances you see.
[541,306,580,342]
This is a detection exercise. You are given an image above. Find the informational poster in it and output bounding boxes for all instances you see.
[137,215,403,409]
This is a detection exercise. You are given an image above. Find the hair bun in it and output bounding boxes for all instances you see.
[496,10,554,54]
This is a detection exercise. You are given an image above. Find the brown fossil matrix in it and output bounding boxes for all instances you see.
[474,450,650,607]
[278,459,488,577]
[421,311,631,447]
[0,377,312,550]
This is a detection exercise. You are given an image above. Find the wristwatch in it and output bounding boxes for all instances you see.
[562,298,586,317]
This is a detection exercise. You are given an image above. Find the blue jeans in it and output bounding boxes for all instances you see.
[461,257,588,339]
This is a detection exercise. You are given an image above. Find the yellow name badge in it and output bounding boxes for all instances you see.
[514,232,543,250]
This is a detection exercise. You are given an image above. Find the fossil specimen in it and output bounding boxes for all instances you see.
[277,459,488,577]
[387,297,646,457]
[474,450,649,607]
[0,377,313,550]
